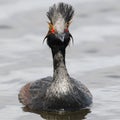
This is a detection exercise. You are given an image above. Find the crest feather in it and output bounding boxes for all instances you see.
[47,3,74,25]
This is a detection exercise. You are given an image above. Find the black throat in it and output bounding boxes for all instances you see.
[51,46,69,82]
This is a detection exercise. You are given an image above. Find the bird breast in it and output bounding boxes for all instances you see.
[46,79,71,99]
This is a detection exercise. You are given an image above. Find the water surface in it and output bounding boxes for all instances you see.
[0,0,120,120]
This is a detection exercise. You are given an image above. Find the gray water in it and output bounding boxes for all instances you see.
[0,0,120,120]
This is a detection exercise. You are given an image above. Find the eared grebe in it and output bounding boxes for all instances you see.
[18,2,92,111]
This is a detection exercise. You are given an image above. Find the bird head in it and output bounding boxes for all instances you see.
[44,3,74,48]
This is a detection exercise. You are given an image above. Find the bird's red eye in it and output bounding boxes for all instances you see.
[51,28,55,33]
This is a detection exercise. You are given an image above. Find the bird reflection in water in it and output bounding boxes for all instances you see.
[23,107,91,120]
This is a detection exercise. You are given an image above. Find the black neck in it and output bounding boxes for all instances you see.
[51,47,69,81]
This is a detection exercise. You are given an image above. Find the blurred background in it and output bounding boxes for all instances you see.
[0,0,120,120]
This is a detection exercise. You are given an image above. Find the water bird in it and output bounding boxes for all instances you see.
[18,2,92,111]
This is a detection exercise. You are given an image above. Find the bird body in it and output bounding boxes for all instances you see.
[19,2,92,112]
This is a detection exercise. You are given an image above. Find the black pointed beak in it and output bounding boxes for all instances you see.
[55,33,65,42]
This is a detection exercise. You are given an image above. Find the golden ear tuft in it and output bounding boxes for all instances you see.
[47,22,55,33]
[48,22,54,30]
[67,21,72,28]
[66,21,72,28]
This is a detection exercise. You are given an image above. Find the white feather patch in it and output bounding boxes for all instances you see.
[54,14,65,33]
